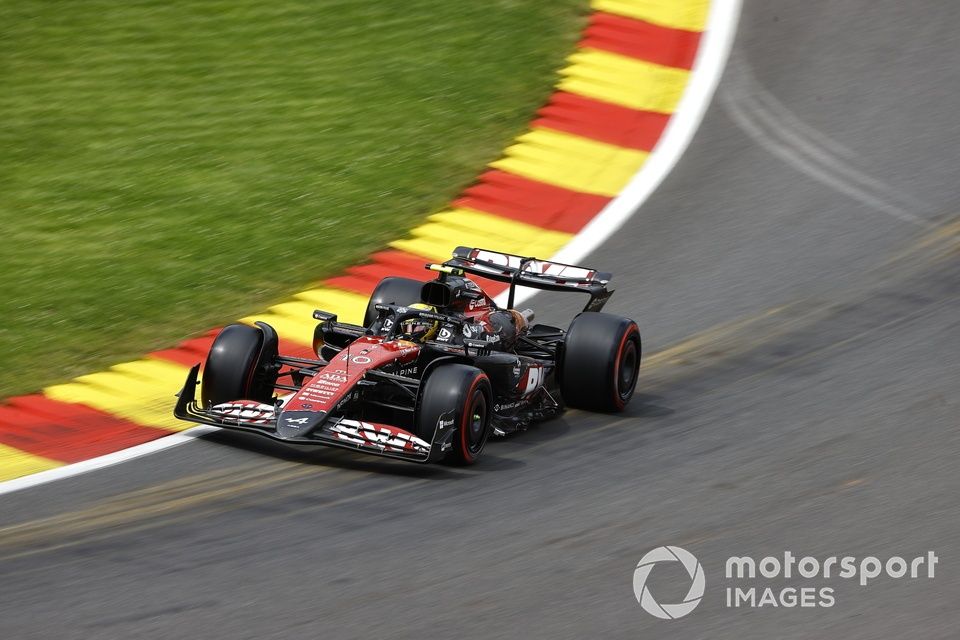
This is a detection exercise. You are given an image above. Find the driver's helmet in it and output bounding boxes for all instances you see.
[398,303,438,341]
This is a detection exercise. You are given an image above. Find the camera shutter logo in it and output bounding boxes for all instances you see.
[633,546,705,620]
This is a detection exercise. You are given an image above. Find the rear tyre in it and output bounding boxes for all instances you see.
[416,364,492,465]
[559,312,641,412]
[201,323,279,407]
[363,277,425,327]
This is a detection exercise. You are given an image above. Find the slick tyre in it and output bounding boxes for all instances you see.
[559,312,640,412]
[363,277,425,327]
[201,323,279,407]
[417,364,492,465]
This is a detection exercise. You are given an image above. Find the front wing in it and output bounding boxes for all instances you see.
[174,365,456,463]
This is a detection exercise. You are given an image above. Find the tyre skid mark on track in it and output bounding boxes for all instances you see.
[720,55,932,227]
[0,463,340,563]
[0,472,433,570]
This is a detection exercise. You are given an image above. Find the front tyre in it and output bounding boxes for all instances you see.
[200,323,279,407]
[416,364,492,465]
[559,312,641,412]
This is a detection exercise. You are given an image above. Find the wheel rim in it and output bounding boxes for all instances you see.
[617,339,638,402]
[466,389,487,453]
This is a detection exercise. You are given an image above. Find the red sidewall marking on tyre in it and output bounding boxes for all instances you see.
[460,374,489,463]
[612,324,639,410]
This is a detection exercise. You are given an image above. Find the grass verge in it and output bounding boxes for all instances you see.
[0,0,588,396]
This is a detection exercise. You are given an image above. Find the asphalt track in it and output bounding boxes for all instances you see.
[2,1,959,638]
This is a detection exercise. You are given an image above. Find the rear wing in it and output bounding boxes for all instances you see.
[442,246,613,312]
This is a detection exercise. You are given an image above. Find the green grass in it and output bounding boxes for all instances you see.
[0,0,588,396]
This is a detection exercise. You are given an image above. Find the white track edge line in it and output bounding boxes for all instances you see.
[0,0,741,497]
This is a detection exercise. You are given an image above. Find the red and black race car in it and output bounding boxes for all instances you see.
[174,247,641,464]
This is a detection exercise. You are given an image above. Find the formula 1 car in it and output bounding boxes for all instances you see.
[174,247,641,464]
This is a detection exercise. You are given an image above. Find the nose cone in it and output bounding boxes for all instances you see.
[276,410,327,439]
